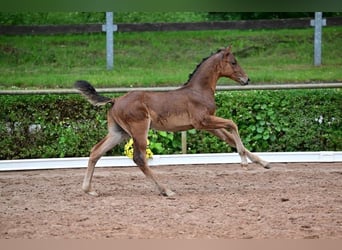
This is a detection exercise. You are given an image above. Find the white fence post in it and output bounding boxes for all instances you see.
[310,12,326,66]
[102,12,118,70]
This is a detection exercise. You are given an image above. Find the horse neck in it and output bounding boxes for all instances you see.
[185,56,221,94]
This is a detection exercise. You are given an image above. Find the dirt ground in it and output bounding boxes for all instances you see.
[0,162,341,239]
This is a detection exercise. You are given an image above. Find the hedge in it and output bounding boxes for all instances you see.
[0,89,341,160]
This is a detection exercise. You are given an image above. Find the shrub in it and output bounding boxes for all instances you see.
[0,94,114,159]
[212,89,341,153]
[0,89,341,160]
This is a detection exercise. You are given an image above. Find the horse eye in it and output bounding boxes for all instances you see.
[231,61,237,66]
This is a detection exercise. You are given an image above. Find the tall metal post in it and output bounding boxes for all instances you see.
[311,12,326,66]
[102,12,117,70]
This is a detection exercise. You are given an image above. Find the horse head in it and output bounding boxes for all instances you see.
[219,46,250,85]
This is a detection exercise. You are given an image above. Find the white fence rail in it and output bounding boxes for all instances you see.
[1,151,341,171]
[0,83,341,95]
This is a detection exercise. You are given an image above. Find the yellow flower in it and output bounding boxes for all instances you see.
[124,138,153,159]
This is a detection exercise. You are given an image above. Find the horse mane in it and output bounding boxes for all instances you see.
[184,48,224,85]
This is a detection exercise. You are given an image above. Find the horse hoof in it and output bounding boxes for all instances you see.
[241,162,249,170]
[162,189,176,197]
[263,161,271,169]
[89,191,99,196]
[83,190,99,197]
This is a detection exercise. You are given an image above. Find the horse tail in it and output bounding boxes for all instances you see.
[74,80,114,106]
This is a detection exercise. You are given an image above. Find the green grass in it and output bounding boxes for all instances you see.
[0,27,341,89]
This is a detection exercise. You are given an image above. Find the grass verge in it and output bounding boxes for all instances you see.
[0,27,341,89]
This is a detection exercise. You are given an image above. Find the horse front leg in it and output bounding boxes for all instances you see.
[133,147,175,197]
[198,116,270,169]
[207,128,270,169]
[130,125,175,197]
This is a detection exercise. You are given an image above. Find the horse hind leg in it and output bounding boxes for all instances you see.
[82,124,128,196]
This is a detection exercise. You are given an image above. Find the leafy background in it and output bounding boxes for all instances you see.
[1,89,340,159]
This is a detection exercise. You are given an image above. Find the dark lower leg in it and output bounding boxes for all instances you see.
[133,149,174,196]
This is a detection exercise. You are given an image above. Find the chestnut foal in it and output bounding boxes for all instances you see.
[75,46,270,197]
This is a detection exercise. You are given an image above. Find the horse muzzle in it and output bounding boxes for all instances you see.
[239,77,250,86]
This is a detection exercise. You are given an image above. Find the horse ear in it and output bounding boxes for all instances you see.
[222,45,232,58]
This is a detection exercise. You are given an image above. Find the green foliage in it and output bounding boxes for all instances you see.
[114,12,208,23]
[0,12,106,25]
[1,12,341,25]
[0,89,341,160]
[0,94,120,159]
[148,130,182,154]
[213,89,341,152]
[206,12,310,21]
[0,12,207,25]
